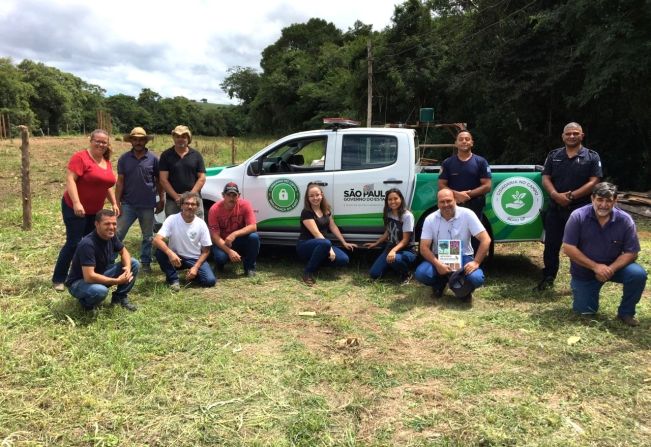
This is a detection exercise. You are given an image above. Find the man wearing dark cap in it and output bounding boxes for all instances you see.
[562,182,647,326]
[207,182,260,276]
[536,122,602,291]
[115,127,164,273]
[159,125,207,219]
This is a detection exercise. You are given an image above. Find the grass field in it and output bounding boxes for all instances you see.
[0,135,649,446]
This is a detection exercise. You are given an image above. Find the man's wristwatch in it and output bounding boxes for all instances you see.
[566,191,574,201]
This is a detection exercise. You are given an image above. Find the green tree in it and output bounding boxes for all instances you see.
[0,58,36,128]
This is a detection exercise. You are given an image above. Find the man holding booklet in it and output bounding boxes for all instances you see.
[414,188,491,301]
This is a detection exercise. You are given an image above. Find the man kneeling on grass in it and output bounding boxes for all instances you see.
[66,209,139,311]
[153,191,215,291]
[562,182,647,326]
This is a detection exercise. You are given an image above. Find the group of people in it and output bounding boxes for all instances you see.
[51,123,647,327]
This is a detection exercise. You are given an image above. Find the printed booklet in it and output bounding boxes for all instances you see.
[438,239,461,270]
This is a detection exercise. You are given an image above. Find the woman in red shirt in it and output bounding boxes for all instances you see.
[52,129,119,290]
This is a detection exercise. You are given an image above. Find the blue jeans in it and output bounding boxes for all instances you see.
[68,259,140,310]
[296,239,349,274]
[212,232,260,272]
[52,199,96,284]
[117,203,155,265]
[570,263,647,316]
[414,254,485,289]
[369,247,417,279]
[155,249,216,287]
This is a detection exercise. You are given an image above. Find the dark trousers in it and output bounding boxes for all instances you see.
[459,197,485,256]
[52,199,96,284]
[542,206,572,279]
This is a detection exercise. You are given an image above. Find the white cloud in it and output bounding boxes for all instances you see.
[1,0,398,103]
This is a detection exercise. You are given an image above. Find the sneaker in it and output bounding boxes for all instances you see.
[111,296,137,312]
[617,315,639,327]
[432,286,444,298]
[245,269,257,277]
[53,283,65,292]
[141,264,152,274]
[400,273,412,286]
[169,281,181,292]
[302,274,315,287]
[459,293,473,303]
[534,276,554,291]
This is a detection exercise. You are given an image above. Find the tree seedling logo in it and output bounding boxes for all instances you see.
[492,177,543,225]
[267,179,300,212]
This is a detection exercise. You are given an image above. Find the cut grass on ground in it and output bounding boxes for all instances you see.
[0,136,649,446]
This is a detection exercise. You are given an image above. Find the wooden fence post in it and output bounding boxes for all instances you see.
[231,137,236,164]
[18,125,32,231]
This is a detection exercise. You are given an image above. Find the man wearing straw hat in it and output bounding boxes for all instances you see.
[159,125,207,219]
[115,127,164,273]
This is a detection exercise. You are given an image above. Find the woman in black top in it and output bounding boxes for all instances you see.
[296,183,356,286]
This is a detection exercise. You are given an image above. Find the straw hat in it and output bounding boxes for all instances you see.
[123,127,154,143]
[171,125,192,143]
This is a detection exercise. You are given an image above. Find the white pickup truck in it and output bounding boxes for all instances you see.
[200,126,547,250]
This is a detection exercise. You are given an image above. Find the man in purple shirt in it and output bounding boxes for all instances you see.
[562,182,647,326]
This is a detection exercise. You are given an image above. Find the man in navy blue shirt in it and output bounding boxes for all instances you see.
[438,130,492,219]
[115,127,164,273]
[536,122,602,291]
[438,130,492,254]
[66,209,140,311]
[562,182,647,326]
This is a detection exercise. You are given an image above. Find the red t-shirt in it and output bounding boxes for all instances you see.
[63,150,116,214]
[208,198,256,239]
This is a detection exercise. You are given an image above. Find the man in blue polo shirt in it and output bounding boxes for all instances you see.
[536,122,601,291]
[66,209,140,311]
[115,127,164,273]
[562,182,647,326]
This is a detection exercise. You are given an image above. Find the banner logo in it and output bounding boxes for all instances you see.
[492,177,543,225]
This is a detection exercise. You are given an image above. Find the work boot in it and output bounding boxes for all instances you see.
[111,295,137,311]
[534,276,554,291]
[617,315,639,327]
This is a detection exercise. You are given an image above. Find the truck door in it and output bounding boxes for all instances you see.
[241,135,334,237]
[332,131,414,240]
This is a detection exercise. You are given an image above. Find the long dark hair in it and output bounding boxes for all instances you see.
[383,188,407,226]
[303,183,331,215]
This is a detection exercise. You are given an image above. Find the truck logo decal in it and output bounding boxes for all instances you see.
[267,179,300,212]
[492,177,543,225]
[343,184,385,203]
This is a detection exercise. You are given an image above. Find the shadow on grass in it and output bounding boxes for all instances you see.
[482,253,572,303]
[48,298,99,326]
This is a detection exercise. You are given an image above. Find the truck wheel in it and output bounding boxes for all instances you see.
[203,199,215,215]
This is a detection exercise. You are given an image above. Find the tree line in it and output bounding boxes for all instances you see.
[1,0,649,189]
[0,59,245,137]
[223,0,650,190]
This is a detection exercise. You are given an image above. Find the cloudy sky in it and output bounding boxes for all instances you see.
[0,0,399,104]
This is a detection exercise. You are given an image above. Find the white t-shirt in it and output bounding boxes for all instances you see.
[158,213,212,259]
[420,206,485,256]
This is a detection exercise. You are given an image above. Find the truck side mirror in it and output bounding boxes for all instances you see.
[248,158,262,176]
